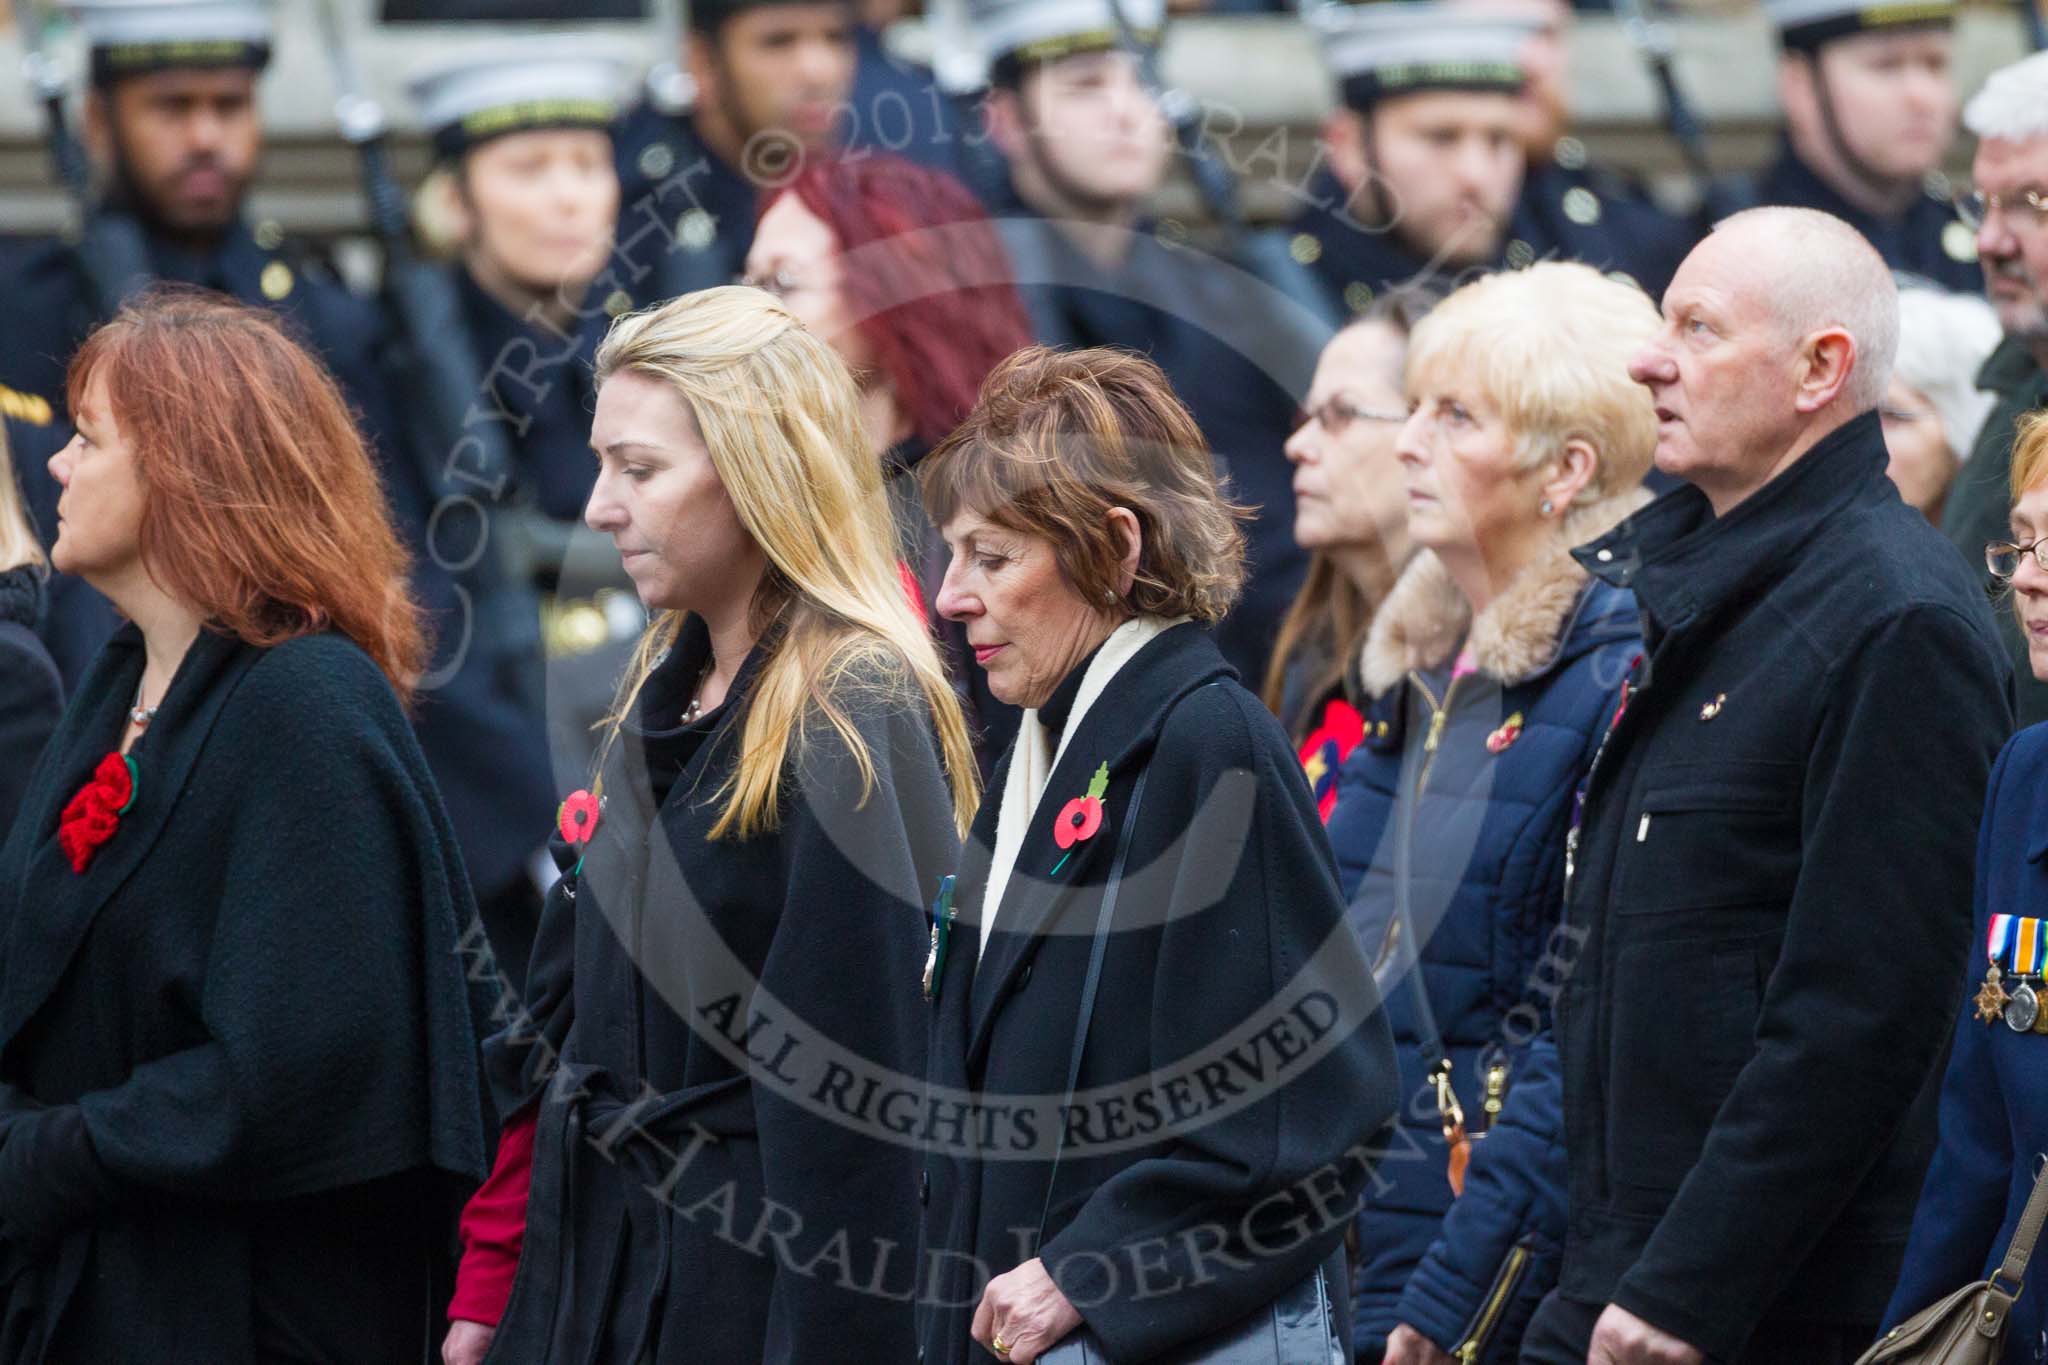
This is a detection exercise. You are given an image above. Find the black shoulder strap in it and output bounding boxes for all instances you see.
[1037,764,1151,1240]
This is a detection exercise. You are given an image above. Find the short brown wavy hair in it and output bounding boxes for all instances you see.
[918,346,1248,624]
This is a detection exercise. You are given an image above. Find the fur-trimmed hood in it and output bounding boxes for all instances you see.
[1361,484,1654,698]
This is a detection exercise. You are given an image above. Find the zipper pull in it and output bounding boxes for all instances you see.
[1636,812,1651,843]
[1424,706,1450,755]
[1482,1059,1509,1124]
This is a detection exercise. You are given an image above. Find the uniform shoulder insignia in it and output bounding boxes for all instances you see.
[0,382,54,426]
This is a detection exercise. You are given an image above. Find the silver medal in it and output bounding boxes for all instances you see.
[2008,982,2041,1033]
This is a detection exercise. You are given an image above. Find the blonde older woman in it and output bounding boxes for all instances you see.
[1323,262,1659,1365]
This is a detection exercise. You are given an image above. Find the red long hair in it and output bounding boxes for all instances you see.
[67,289,427,703]
[764,154,1035,448]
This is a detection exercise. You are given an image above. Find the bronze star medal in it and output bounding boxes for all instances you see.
[1977,963,2011,1025]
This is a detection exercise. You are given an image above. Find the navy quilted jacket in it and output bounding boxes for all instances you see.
[1325,526,1642,1363]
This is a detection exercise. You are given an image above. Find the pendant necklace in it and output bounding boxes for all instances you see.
[129,678,159,730]
[682,657,715,725]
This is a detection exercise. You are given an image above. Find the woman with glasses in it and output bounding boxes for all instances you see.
[1265,287,1438,815]
[1882,413,2048,1355]
[1322,263,1658,1365]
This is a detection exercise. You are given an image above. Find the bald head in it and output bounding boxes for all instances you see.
[1708,207,1899,409]
[1629,207,1899,514]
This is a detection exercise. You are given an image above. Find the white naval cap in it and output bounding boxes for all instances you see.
[1312,2,1531,111]
[968,0,1168,73]
[407,39,631,162]
[66,0,274,85]
[1762,0,1954,51]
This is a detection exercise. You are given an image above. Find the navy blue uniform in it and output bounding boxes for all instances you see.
[1511,139,1699,300]
[383,267,621,984]
[1749,137,1982,292]
[994,193,1314,687]
[0,219,406,684]
[611,102,761,308]
[846,21,968,176]
[1287,168,1485,318]
[1884,723,2048,1362]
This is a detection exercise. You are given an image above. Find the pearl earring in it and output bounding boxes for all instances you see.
[1540,498,1555,516]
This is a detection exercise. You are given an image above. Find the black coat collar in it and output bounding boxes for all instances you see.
[0,623,257,1046]
[961,622,1232,1065]
[1575,409,1887,640]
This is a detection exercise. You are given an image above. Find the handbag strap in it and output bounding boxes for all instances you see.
[1037,765,1151,1242]
[1994,1153,2048,1290]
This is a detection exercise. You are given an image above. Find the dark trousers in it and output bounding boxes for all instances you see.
[1520,1292,1875,1365]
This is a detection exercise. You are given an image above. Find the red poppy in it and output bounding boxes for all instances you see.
[557,789,601,845]
[1054,796,1103,850]
[58,753,137,874]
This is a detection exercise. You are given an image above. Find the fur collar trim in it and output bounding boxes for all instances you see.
[1361,486,1652,698]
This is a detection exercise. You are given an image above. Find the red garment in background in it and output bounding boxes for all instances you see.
[447,1105,537,1326]
[1298,698,1366,823]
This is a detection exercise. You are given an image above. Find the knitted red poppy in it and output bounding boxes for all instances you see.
[58,753,137,874]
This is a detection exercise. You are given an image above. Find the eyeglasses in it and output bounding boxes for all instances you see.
[1987,537,2048,579]
[1298,395,1408,438]
[736,268,801,298]
[1955,187,2048,231]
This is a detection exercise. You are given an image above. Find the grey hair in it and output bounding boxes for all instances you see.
[1712,206,1900,411]
[1964,51,2048,143]
[1893,282,2002,461]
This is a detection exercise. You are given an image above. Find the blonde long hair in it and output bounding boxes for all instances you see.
[0,422,47,573]
[592,286,979,839]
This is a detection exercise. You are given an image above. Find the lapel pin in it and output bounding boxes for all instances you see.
[1050,762,1111,877]
[1699,693,1727,722]
[1485,712,1525,755]
[58,752,138,875]
[923,875,957,1003]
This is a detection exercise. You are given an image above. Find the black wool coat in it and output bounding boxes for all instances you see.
[0,623,492,1363]
[0,568,60,839]
[484,615,961,1363]
[917,624,1399,1365]
[1556,411,2015,1360]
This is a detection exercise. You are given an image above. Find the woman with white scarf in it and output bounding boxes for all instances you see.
[913,345,1399,1365]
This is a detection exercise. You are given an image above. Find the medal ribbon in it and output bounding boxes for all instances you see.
[1996,915,2047,976]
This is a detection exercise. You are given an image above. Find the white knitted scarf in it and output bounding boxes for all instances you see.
[977,616,1183,960]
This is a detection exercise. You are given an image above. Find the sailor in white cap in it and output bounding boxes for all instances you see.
[1287,1,1534,316]
[0,0,404,683]
[1746,0,1978,290]
[961,0,1314,694]
[400,39,632,1062]
[1450,0,1699,300]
